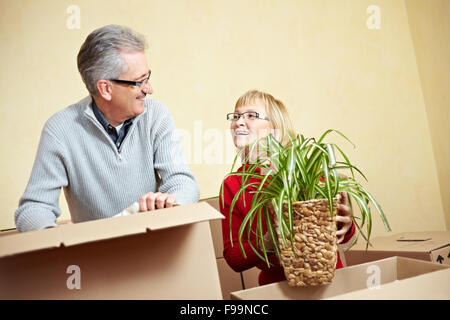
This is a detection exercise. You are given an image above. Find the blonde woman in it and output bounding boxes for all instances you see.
[219,90,355,286]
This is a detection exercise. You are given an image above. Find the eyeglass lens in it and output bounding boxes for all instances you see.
[229,112,258,121]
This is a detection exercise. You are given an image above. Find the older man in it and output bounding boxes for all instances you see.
[15,25,199,232]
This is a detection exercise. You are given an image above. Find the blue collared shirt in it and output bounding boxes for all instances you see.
[91,99,133,150]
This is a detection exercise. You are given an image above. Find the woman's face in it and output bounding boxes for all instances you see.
[230,102,274,149]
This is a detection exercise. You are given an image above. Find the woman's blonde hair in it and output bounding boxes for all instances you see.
[235,89,296,146]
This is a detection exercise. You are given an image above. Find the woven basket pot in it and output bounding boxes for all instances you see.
[273,196,340,287]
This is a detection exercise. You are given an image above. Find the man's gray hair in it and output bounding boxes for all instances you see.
[77,25,148,95]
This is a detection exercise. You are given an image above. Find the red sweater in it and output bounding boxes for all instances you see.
[219,164,356,286]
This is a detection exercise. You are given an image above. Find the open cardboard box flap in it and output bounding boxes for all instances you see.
[329,267,450,299]
[230,256,450,300]
[345,231,450,266]
[0,202,223,258]
[368,231,450,252]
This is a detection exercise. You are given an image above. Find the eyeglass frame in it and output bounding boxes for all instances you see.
[109,70,151,87]
[226,111,270,122]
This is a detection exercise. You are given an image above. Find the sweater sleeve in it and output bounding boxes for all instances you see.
[152,104,199,205]
[219,176,276,272]
[14,126,68,232]
[341,220,356,244]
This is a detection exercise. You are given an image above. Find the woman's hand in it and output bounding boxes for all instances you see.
[336,192,353,244]
[263,232,274,251]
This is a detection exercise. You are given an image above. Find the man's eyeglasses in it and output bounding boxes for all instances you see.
[110,70,151,87]
[226,111,270,121]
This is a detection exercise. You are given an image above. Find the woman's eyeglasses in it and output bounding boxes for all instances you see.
[226,111,270,121]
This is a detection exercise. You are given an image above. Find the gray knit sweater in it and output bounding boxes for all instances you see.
[15,96,199,232]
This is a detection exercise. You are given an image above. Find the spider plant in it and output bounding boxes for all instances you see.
[220,129,391,267]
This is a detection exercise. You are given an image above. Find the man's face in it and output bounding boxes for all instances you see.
[109,51,153,122]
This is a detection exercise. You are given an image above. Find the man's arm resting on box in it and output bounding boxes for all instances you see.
[15,127,68,232]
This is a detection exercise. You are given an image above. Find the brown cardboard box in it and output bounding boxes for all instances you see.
[330,267,450,299]
[0,202,224,299]
[202,197,224,259]
[0,228,18,237]
[202,197,264,295]
[345,231,450,266]
[216,257,243,300]
[202,197,247,299]
[230,256,450,300]
[242,267,261,289]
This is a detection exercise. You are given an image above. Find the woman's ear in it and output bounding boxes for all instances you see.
[96,80,112,101]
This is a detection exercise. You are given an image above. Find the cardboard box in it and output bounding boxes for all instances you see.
[203,197,248,299]
[330,267,450,299]
[345,231,450,266]
[0,228,18,237]
[202,197,224,259]
[230,256,450,300]
[201,197,265,295]
[216,257,243,300]
[0,202,224,299]
[242,267,261,289]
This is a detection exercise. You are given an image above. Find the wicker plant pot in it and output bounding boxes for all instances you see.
[273,196,340,287]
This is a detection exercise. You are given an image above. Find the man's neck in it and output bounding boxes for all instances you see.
[92,96,123,126]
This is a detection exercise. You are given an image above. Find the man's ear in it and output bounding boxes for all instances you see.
[96,80,112,101]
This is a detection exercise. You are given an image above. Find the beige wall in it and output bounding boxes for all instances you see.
[405,0,450,230]
[0,0,447,236]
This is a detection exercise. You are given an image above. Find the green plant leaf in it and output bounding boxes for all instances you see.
[224,129,389,264]
[322,157,334,217]
[357,184,391,232]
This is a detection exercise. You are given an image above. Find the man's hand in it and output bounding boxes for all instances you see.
[335,192,353,244]
[138,192,177,212]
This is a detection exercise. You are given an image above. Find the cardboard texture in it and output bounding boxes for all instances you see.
[346,231,450,266]
[202,197,246,299]
[216,258,243,300]
[201,197,264,296]
[242,267,261,289]
[330,268,450,299]
[202,197,224,259]
[0,228,17,237]
[230,256,450,300]
[0,202,224,299]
